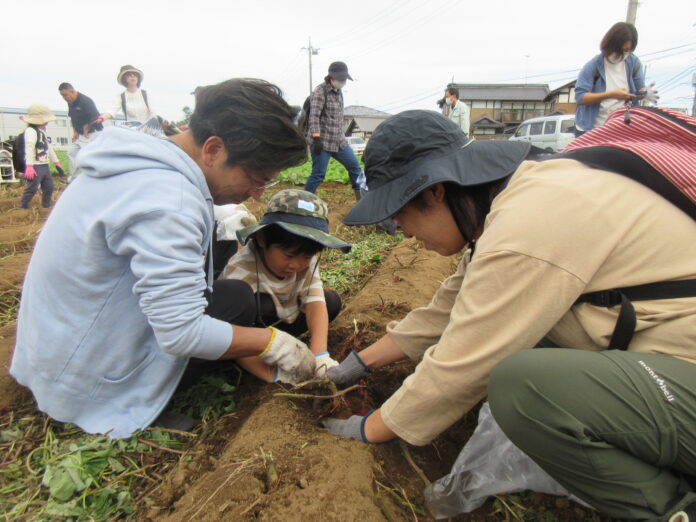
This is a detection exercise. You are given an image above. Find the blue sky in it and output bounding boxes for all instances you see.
[3,0,694,120]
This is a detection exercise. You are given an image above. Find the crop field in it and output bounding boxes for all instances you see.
[0,164,606,521]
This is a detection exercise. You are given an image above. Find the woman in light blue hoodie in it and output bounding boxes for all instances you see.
[11,79,313,438]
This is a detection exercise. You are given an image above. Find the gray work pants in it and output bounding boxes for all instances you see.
[20,164,53,209]
[489,349,696,521]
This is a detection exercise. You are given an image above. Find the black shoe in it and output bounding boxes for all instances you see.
[154,411,195,432]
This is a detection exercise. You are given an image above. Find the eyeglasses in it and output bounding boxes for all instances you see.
[250,177,281,191]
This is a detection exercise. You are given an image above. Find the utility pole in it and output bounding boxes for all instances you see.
[626,0,639,24]
[301,37,319,97]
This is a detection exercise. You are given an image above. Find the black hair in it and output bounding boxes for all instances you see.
[120,71,142,88]
[189,79,307,176]
[258,225,324,256]
[446,87,460,99]
[600,22,638,60]
[58,82,74,91]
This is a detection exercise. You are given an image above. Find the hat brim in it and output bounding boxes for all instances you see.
[237,222,352,253]
[343,140,531,225]
[331,71,353,81]
[22,114,57,125]
[117,68,143,85]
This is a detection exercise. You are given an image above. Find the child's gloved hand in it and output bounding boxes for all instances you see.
[24,165,37,180]
[327,350,371,388]
[314,352,339,378]
[258,328,315,384]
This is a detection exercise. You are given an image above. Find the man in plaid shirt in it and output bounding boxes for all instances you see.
[304,61,362,198]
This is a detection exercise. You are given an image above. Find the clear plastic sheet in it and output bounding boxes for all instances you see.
[424,402,591,519]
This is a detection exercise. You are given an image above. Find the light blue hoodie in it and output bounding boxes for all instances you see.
[11,127,233,438]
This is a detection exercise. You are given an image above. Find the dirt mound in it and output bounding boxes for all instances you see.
[152,235,459,521]
[156,392,385,522]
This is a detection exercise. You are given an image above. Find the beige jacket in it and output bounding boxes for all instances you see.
[381,159,696,445]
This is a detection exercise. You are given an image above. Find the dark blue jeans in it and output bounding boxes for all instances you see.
[21,164,53,209]
[304,144,361,193]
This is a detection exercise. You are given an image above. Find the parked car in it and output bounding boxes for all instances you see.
[509,114,576,152]
[346,136,367,156]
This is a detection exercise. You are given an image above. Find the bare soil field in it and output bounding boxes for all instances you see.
[0,182,603,521]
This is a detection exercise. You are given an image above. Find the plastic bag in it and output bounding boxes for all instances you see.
[424,402,591,519]
[213,204,256,241]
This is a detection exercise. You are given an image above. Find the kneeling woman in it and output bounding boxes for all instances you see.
[324,110,696,521]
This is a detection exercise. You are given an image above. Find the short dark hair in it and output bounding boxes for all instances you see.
[58,82,74,91]
[189,79,307,175]
[446,87,460,99]
[259,225,323,256]
[600,22,638,59]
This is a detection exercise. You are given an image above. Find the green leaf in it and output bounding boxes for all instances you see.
[46,468,77,501]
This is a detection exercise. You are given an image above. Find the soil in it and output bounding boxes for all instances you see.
[0,182,603,521]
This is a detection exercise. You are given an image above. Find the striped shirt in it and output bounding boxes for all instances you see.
[308,82,347,153]
[220,241,325,323]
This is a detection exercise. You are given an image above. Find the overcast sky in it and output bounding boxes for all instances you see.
[3,0,694,121]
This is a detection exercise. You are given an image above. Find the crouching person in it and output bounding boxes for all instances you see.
[221,189,351,383]
[11,79,313,438]
[322,110,696,521]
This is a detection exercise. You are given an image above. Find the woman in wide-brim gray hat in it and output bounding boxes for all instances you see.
[321,109,696,522]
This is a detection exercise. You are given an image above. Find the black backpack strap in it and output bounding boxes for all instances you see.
[121,92,127,120]
[142,90,149,109]
[576,280,696,350]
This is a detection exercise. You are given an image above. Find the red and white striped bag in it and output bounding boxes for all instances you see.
[564,106,696,220]
[559,106,696,351]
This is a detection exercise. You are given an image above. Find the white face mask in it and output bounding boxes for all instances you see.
[331,79,346,90]
[445,97,453,106]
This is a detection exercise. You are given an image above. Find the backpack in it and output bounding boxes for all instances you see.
[555,107,696,350]
[296,95,312,137]
[11,132,26,173]
[121,89,149,121]
[297,88,330,137]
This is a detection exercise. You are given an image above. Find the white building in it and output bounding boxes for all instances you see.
[0,107,124,151]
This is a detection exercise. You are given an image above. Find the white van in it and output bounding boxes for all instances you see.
[509,114,576,152]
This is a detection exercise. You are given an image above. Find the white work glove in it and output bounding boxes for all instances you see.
[640,82,659,105]
[259,328,315,384]
[314,352,339,378]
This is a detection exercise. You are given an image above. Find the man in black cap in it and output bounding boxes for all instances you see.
[304,61,363,199]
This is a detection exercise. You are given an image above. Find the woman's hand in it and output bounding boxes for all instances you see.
[608,88,635,101]
[322,408,397,443]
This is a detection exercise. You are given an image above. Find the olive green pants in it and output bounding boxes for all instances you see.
[489,349,696,521]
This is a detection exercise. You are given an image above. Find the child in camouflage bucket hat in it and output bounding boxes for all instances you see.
[220,189,351,384]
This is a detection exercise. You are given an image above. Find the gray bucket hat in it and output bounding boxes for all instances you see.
[237,189,351,253]
[343,110,532,225]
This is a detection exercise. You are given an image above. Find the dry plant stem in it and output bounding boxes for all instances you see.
[145,426,197,438]
[375,480,426,516]
[137,439,185,455]
[401,487,419,522]
[399,441,431,487]
[188,458,258,519]
[494,495,524,522]
[374,495,398,522]
[274,383,362,400]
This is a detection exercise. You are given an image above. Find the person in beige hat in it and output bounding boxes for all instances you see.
[18,104,64,209]
[101,65,156,124]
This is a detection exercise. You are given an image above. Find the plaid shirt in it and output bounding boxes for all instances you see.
[308,82,347,153]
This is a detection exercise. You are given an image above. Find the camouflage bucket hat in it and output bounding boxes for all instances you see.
[237,189,352,253]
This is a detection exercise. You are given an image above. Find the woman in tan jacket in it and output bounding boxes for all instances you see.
[323,109,696,522]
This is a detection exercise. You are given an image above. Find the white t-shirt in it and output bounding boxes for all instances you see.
[595,57,628,128]
[109,89,155,123]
